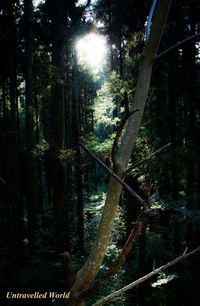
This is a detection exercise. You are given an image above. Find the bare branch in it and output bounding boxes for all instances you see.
[127,142,171,174]
[79,142,145,206]
[79,212,147,300]
[92,246,200,306]
[156,33,200,59]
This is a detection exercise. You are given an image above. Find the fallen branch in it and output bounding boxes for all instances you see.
[127,142,171,174]
[92,246,200,306]
[79,141,145,206]
[156,32,200,59]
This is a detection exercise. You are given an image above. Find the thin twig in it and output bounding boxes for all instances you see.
[127,142,171,174]
[92,246,200,306]
[79,141,145,206]
[156,33,200,59]
[79,212,146,300]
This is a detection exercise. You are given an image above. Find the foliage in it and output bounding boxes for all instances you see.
[1,0,200,306]
[32,139,50,157]
[151,272,177,288]
[93,71,132,129]
[58,149,76,162]
[84,133,115,158]
[84,192,126,305]
[84,192,125,250]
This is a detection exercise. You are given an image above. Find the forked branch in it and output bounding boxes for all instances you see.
[79,212,147,300]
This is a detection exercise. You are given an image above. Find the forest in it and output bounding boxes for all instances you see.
[0,0,200,305]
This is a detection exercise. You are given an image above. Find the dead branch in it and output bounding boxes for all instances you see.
[79,212,147,300]
[111,108,139,172]
[92,246,200,306]
[79,141,145,207]
[156,32,200,59]
[127,142,171,174]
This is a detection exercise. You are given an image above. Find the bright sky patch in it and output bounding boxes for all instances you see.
[76,33,108,73]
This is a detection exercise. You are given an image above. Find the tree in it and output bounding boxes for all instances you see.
[68,0,172,305]
[0,0,24,259]
[46,0,69,254]
[24,0,39,255]
[1,0,200,305]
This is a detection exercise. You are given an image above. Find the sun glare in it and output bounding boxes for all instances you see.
[76,33,108,73]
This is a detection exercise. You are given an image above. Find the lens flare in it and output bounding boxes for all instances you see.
[76,33,108,73]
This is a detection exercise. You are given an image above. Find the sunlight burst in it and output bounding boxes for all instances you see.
[76,33,108,73]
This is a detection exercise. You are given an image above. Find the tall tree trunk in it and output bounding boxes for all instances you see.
[34,74,44,225]
[73,54,84,253]
[9,49,23,259]
[183,37,198,250]
[68,1,172,305]
[51,27,67,254]
[50,0,70,255]
[24,0,38,255]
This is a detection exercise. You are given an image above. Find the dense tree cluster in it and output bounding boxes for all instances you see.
[0,0,200,305]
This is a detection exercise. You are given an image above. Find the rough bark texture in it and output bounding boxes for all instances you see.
[68,0,172,304]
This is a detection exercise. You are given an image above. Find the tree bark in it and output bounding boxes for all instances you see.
[68,0,172,304]
[24,0,38,254]
[73,54,84,253]
[51,7,67,253]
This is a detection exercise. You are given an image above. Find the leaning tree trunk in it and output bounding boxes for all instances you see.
[68,0,172,305]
